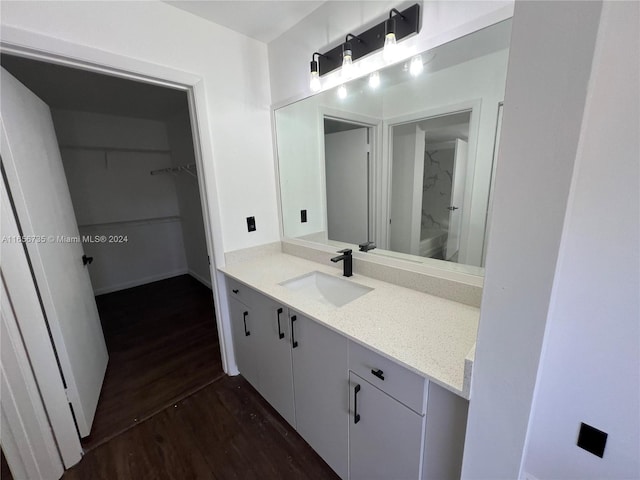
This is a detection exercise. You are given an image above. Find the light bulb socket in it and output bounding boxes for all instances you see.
[310,60,319,74]
[343,42,353,58]
[385,17,396,36]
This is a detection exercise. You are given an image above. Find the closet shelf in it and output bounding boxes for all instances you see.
[59,145,171,154]
[78,216,181,230]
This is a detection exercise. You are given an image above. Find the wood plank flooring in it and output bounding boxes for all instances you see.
[64,375,339,479]
[82,275,223,451]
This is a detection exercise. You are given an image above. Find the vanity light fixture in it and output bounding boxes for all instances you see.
[409,54,424,77]
[309,52,324,92]
[309,3,420,79]
[369,71,381,89]
[384,9,405,61]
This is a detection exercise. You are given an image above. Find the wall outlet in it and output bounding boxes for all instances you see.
[246,216,256,232]
[301,209,307,223]
[577,422,607,458]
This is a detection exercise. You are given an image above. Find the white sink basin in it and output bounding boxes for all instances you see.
[279,271,373,307]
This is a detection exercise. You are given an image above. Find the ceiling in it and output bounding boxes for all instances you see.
[1,55,187,121]
[164,1,325,43]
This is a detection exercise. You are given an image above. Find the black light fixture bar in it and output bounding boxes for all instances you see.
[317,3,420,77]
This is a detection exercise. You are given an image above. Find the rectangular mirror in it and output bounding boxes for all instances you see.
[275,19,512,276]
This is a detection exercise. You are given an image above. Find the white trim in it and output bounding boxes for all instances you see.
[92,269,190,296]
[0,22,235,461]
[188,269,212,289]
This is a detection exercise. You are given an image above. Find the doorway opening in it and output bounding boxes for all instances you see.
[323,117,374,246]
[1,55,223,450]
[388,110,471,262]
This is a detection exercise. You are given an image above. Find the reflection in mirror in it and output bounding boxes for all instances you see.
[275,19,512,275]
[324,119,372,245]
[389,111,471,262]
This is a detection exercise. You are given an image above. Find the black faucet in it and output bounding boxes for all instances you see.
[331,249,353,277]
[359,241,376,252]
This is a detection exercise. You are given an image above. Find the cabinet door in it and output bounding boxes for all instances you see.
[228,296,260,388]
[254,295,295,427]
[291,312,348,479]
[349,372,425,480]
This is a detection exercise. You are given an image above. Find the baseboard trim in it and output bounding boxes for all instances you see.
[188,269,212,289]
[93,269,189,295]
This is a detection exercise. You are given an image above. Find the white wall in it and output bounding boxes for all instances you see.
[268,0,514,106]
[167,108,212,288]
[462,1,604,477]
[54,110,188,294]
[521,2,640,478]
[0,0,279,256]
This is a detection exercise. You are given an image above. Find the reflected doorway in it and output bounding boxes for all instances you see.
[324,118,373,245]
[389,110,471,261]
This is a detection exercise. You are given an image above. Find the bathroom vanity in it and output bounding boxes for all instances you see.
[220,251,477,480]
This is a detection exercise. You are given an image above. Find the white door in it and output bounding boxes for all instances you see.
[445,138,468,261]
[1,68,108,437]
[389,123,425,255]
[325,127,369,245]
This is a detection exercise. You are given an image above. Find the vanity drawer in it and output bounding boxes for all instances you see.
[349,340,426,415]
[226,276,261,308]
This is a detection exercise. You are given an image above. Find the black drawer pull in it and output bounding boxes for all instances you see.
[354,384,361,424]
[243,311,250,336]
[277,308,285,339]
[291,315,298,348]
[371,368,385,381]
[232,289,239,294]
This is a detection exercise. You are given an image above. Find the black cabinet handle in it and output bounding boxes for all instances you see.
[82,254,93,266]
[371,368,385,381]
[232,289,239,294]
[243,311,250,336]
[277,308,285,339]
[354,384,361,424]
[291,315,298,348]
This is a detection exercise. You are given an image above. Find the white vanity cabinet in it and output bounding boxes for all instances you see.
[227,278,295,426]
[225,275,468,480]
[290,311,349,479]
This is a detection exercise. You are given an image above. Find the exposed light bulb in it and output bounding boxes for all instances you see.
[409,54,424,77]
[337,84,347,99]
[309,71,321,92]
[342,50,354,78]
[383,33,398,62]
[369,71,380,89]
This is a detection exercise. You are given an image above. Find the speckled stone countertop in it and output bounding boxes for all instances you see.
[219,253,479,399]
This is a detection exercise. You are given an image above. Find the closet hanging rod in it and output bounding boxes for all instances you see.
[150,163,197,178]
[59,145,172,154]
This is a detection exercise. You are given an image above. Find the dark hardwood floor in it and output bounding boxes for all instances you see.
[1,449,14,480]
[82,275,224,451]
[65,375,339,479]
